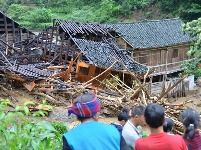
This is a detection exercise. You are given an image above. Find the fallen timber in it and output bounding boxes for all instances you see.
[0,20,199,135]
[0,54,196,135]
[0,45,198,134]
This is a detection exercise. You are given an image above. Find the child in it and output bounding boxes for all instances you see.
[163,118,174,134]
[181,108,201,150]
[111,112,129,133]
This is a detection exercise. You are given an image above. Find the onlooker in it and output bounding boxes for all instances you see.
[163,118,174,134]
[135,103,187,150]
[122,107,131,117]
[122,105,146,150]
[111,112,129,133]
[62,92,129,150]
[181,108,201,150]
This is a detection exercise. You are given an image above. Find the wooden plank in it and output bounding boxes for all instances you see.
[12,20,16,43]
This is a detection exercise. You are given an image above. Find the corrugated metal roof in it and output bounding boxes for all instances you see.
[72,38,149,74]
[105,18,195,49]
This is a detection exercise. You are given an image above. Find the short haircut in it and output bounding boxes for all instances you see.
[118,112,129,122]
[122,107,131,114]
[131,105,145,117]
[144,103,164,128]
[163,118,174,132]
[181,108,200,140]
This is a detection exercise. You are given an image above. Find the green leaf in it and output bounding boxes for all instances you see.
[39,121,56,132]
[23,106,30,116]
[9,124,18,134]
[24,100,35,106]
[6,112,24,119]
[31,140,40,150]
[0,112,5,120]
[40,133,55,140]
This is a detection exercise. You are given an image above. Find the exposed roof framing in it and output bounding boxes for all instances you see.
[55,19,110,36]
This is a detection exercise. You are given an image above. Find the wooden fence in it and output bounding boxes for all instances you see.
[146,78,189,98]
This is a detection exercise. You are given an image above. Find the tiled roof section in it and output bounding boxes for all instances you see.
[55,19,110,36]
[72,38,149,74]
[105,18,195,49]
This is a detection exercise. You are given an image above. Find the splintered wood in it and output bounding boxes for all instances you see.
[0,54,198,135]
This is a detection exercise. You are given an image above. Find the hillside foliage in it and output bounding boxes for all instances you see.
[0,0,200,29]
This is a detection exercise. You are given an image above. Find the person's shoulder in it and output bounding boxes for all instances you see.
[166,134,184,142]
[171,134,183,139]
[122,121,131,130]
[136,137,147,145]
[99,122,118,129]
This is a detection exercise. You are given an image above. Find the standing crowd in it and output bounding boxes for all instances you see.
[63,92,201,150]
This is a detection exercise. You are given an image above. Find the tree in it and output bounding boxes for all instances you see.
[157,0,201,22]
[181,18,201,79]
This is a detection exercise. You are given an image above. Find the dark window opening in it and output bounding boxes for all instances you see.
[79,66,89,75]
[95,67,105,74]
[173,49,178,58]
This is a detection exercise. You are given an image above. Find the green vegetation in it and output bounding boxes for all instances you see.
[1,0,201,79]
[0,0,200,29]
[180,18,201,80]
[0,99,68,149]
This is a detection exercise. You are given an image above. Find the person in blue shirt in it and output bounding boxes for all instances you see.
[63,92,129,150]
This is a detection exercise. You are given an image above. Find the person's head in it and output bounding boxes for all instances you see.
[68,92,101,122]
[163,118,174,133]
[118,112,129,126]
[122,107,131,116]
[144,103,164,128]
[131,105,146,126]
[181,108,200,140]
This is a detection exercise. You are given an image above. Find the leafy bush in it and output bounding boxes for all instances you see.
[51,122,68,134]
[27,7,52,23]
[8,4,26,20]
[180,18,201,80]
[0,99,66,150]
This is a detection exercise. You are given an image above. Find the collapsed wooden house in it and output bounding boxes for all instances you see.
[27,19,151,86]
[105,18,196,78]
[0,11,35,45]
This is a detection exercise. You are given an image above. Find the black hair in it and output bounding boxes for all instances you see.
[118,112,129,122]
[163,118,174,133]
[77,116,90,122]
[122,107,131,114]
[74,92,95,103]
[131,105,145,117]
[144,103,164,128]
[181,108,200,140]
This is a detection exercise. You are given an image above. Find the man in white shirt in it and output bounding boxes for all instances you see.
[122,105,146,150]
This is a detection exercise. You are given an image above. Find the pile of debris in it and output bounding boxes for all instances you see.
[0,48,197,134]
[0,15,199,135]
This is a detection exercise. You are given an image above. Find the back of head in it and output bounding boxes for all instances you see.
[122,107,131,114]
[131,105,145,117]
[163,118,174,133]
[68,92,101,121]
[144,103,164,128]
[181,108,200,140]
[118,112,129,122]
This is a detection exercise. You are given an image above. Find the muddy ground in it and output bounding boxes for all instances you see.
[1,85,201,128]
